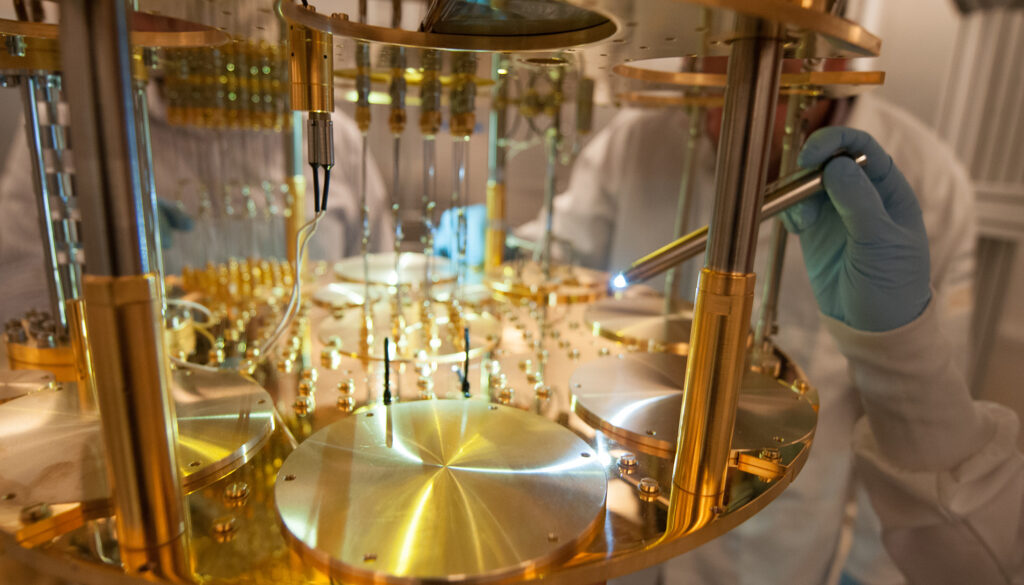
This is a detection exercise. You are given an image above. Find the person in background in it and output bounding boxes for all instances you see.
[783,127,1023,584]
[439,86,977,584]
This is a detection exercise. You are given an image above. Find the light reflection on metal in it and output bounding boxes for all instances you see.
[275,400,607,584]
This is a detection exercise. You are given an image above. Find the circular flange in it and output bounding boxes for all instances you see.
[333,252,456,288]
[276,400,608,584]
[584,296,694,353]
[0,369,275,511]
[282,1,616,53]
[486,261,607,305]
[570,353,816,457]
[612,56,885,88]
[0,369,53,404]
[312,281,368,310]
[317,300,501,363]
[615,91,725,109]
[0,13,229,47]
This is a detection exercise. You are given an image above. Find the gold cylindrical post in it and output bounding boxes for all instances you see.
[84,274,190,579]
[668,15,783,534]
[288,20,334,114]
[485,181,506,271]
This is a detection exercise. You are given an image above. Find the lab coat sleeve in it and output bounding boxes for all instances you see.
[822,302,1024,585]
[514,119,621,270]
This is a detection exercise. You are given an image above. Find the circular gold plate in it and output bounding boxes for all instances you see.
[282,2,616,53]
[312,281,368,310]
[584,296,694,353]
[570,353,816,457]
[275,400,607,584]
[0,13,228,47]
[0,369,275,510]
[333,252,456,288]
[0,369,53,404]
[486,261,607,305]
[318,300,501,363]
[613,56,885,88]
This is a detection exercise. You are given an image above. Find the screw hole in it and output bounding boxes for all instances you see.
[257,399,266,405]
[363,553,377,562]
[580,452,591,458]
[2,493,14,501]
[547,532,558,542]
[645,429,657,437]
[189,460,201,468]
[284,474,296,481]
[488,405,498,410]
[366,412,375,417]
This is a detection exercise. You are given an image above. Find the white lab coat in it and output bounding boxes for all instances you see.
[0,92,391,322]
[520,93,980,585]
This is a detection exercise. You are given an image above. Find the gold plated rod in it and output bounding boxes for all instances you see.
[668,15,784,535]
[485,57,509,272]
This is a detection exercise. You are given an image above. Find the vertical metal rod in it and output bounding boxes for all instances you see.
[133,64,166,301]
[669,15,783,534]
[59,0,189,579]
[752,54,819,359]
[538,67,563,280]
[663,105,703,314]
[21,75,68,334]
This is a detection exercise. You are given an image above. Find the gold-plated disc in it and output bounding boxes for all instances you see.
[584,296,694,353]
[486,261,607,305]
[0,13,229,47]
[312,281,367,310]
[612,57,885,89]
[317,300,501,363]
[275,400,607,584]
[570,353,816,458]
[0,369,275,510]
[0,369,53,404]
[333,252,456,288]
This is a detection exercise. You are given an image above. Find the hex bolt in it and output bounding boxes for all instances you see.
[618,452,638,473]
[19,503,51,524]
[637,477,660,502]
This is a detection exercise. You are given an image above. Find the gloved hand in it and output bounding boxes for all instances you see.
[157,199,194,250]
[434,204,487,267]
[781,127,931,332]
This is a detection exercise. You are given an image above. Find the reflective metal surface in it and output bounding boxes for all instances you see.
[317,299,501,363]
[613,56,885,88]
[333,252,456,288]
[0,369,54,404]
[0,13,228,47]
[311,281,367,310]
[570,353,816,457]
[487,261,607,305]
[0,369,275,511]
[276,400,608,584]
[584,296,694,353]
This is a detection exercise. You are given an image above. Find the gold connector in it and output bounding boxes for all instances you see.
[288,21,334,113]
[484,181,506,272]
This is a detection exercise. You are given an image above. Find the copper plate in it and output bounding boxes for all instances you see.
[584,295,694,353]
[275,400,607,584]
[486,261,607,305]
[570,352,816,457]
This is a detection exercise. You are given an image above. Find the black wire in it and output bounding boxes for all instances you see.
[310,163,320,214]
[321,166,332,211]
[383,337,392,405]
[461,326,470,398]
[301,0,309,6]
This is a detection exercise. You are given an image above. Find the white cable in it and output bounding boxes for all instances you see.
[169,211,324,373]
[166,298,213,322]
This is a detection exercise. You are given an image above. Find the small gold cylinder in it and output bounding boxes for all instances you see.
[484,181,506,272]
[668,268,756,533]
[288,21,334,113]
[65,298,97,409]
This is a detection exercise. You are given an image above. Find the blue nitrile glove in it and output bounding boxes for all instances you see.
[157,199,194,250]
[780,127,931,332]
[435,204,486,267]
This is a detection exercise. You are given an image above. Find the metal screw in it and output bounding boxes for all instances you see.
[337,395,355,412]
[293,396,312,416]
[773,435,785,443]
[547,532,559,542]
[298,379,315,397]
[363,553,377,562]
[645,429,657,437]
[223,482,250,507]
[212,516,237,543]
[337,379,354,395]
[618,453,638,473]
[637,477,660,501]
